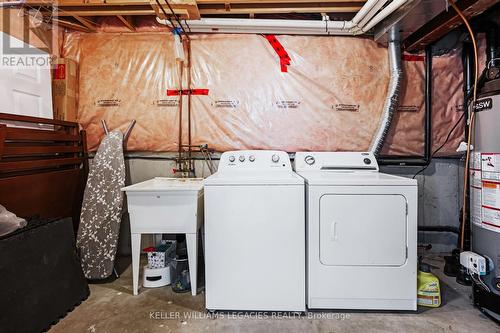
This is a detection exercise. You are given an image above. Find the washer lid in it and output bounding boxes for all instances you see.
[204,171,304,186]
[121,177,204,192]
[297,171,416,186]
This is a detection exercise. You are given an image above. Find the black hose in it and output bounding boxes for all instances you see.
[418,226,459,234]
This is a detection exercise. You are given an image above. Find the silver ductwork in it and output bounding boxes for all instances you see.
[370,27,403,156]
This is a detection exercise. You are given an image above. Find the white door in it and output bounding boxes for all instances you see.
[0,32,52,119]
[319,193,407,266]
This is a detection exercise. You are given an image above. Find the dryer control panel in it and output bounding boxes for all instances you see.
[218,150,292,172]
[295,152,379,172]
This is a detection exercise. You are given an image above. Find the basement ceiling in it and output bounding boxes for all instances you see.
[4,0,500,52]
[14,0,364,32]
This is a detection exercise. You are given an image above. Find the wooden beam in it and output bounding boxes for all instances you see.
[52,17,92,32]
[197,0,366,3]
[71,14,97,31]
[150,0,199,19]
[158,0,200,20]
[199,5,361,14]
[53,6,158,16]
[116,14,135,31]
[200,7,357,15]
[13,0,57,4]
[404,0,498,52]
[28,0,364,19]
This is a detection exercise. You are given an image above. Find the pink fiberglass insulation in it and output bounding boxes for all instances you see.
[62,31,469,155]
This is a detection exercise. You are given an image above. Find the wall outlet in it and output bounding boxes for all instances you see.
[460,251,487,276]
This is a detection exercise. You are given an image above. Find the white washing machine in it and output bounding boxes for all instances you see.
[295,152,417,311]
[204,150,305,311]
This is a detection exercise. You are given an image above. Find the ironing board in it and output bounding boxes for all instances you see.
[77,130,126,279]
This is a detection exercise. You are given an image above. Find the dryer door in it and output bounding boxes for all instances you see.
[319,194,407,266]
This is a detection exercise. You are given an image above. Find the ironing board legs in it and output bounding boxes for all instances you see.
[186,232,198,296]
[131,233,141,296]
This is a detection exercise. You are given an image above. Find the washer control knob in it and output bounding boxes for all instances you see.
[249,155,256,162]
[363,158,372,165]
[239,155,245,162]
[229,155,235,162]
[271,154,280,163]
[305,155,315,165]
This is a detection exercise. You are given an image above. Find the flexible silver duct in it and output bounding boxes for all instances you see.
[370,27,403,156]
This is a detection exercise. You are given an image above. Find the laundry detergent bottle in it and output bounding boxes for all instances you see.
[417,263,441,307]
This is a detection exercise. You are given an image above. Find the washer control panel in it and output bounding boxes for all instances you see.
[219,150,292,172]
[295,152,379,172]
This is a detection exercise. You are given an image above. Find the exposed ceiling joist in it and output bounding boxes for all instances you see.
[26,0,363,19]
[117,14,136,31]
[150,0,200,19]
[52,5,157,17]
[404,0,499,52]
[52,18,92,32]
[196,0,365,3]
[72,14,98,31]
[198,5,362,15]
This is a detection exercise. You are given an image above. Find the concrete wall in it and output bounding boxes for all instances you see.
[115,154,464,255]
[381,159,464,253]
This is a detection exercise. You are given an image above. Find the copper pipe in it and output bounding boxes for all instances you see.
[177,58,184,169]
[186,38,193,173]
[449,1,479,251]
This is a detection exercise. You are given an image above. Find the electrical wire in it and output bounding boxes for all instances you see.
[155,0,190,39]
[448,0,479,251]
[412,112,465,179]
[183,19,191,33]
[470,272,491,292]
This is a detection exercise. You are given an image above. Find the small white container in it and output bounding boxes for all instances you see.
[143,265,172,288]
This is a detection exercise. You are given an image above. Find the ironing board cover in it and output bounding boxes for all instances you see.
[77,130,125,279]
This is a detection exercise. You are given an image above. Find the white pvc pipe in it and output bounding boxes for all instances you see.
[360,0,409,33]
[181,18,351,35]
[351,0,387,25]
[157,0,408,36]
[355,0,389,30]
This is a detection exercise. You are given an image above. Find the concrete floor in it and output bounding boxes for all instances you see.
[49,255,498,333]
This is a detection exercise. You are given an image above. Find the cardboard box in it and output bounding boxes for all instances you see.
[52,58,78,122]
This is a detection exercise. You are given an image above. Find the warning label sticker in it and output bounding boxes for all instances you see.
[482,181,500,208]
[482,206,500,233]
[471,187,482,227]
[276,100,300,109]
[470,169,482,188]
[481,153,500,181]
[397,105,420,112]
[470,168,482,227]
[213,100,240,108]
[333,104,359,112]
[470,152,482,170]
[155,99,179,107]
[482,180,500,233]
[96,99,121,107]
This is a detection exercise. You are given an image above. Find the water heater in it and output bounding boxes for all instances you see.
[470,72,500,321]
